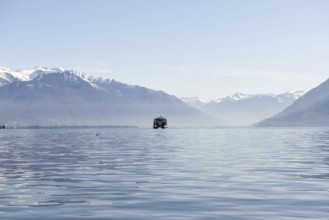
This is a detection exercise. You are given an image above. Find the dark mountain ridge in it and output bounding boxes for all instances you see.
[256,78,329,127]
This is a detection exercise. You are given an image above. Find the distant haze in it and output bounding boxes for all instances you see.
[256,78,329,127]
[182,92,304,126]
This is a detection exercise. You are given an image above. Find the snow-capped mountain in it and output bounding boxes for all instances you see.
[0,66,65,82]
[217,92,254,103]
[180,97,213,108]
[0,66,222,127]
[181,91,304,126]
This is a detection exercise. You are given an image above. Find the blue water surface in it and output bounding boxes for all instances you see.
[0,128,328,219]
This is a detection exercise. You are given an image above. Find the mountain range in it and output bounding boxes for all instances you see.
[181,91,304,126]
[1,66,328,127]
[0,66,221,128]
[256,78,329,127]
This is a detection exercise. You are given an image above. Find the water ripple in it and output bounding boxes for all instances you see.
[0,128,328,219]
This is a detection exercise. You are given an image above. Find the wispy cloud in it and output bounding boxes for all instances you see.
[204,68,324,83]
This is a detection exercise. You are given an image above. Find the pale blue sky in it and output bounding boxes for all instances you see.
[1,0,329,98]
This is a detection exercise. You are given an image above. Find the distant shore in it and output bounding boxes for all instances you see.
[4,125,138,129]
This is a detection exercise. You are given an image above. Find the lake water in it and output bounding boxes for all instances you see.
[0,128,328,219]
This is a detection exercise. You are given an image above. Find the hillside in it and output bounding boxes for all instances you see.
[256,78,329,127]
[0,67,222,128]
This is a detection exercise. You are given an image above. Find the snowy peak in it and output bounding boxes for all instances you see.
[181,93,256,106]
[0,66,106,89]
[32,70,90,88]
[276,91,305,103]
[0,66,151,94]
[218,92,304,103]
[0,66,68,84]
[217,92,253,103]
[0,66,16,86]
[28,66,66,80]
[181,91,305,126]
[180,97,213,107]
[0,66,11,73]
[17,66,76,81]
[77,73,115,88]
[182,91,304,107]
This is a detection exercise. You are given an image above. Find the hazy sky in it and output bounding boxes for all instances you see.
[1,0,329,99]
